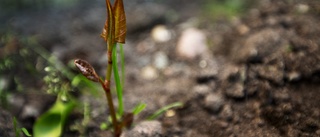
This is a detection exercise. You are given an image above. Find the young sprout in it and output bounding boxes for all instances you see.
[74,0,126,136]
[73,0,189,137]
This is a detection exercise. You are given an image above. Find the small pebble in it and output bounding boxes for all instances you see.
[176,28,207,59]
[154,52,169,70]
[204,93,224,113]
[218,121,229,128]
[225,83,245,99]
[165,110,176,117]
[273,88,290,102]
[141,66,158,80]
[220,105,233,121]
[21,105,39,119]
[192,85,211,96]
[0,78,8,90]
[287,71,301,82]
[237,24,250,35]
[151,25,171,43]
[296,4,309,13]
[199,60,207,68]
[121,121,162,137]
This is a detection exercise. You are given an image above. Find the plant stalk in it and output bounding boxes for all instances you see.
[99,78,121,137]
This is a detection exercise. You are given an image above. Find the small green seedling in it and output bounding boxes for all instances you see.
[74,0,127,136]
[74,0,183,137]
[13,117,32,137]
[147,102,183,120]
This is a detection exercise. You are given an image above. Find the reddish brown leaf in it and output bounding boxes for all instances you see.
[101,0,115,43]
[100,22,108,42]
[113,0,126,43]
[74,59,100,82]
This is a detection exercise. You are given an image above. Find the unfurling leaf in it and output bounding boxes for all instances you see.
[74,59,99,82]
[113,0,126,43]
[101,0,126,44]
[101,0,115,43]
[100,23,108,41]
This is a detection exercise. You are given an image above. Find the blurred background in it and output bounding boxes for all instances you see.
[1,0,320,137]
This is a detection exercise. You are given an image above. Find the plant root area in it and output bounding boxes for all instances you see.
[0,0,320,137]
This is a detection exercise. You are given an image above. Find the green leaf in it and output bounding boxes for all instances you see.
[132,103,147,115]
[120,44,125,86]
[13,117,20,137]
[33,97,75,137]
[100,122,109,130]
[147,102,183,120]
[71,74,100,97]
[21,128,32,137]
[112,44,124,116]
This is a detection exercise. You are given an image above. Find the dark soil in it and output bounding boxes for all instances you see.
[1,0,320,137]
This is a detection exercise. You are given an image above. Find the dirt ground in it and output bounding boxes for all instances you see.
[1,0,320,137]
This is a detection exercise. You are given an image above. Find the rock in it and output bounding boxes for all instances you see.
[231,28,286,63]
[217,120,229,129]
[221,64,246,99]
[192,85,211,96]
[219,105,233,121]
[204,93,224,113]
[236,24,250,35]
[252,64,284,85]
[141,66,158,80]
[121,121,162,137]
[176,28,207,59]
[225,83,245,99]
[164,109,176,118]
[199,57,223,77]
[286,71,301,82]
[0,77,8,91]
[295,4,309,14]
[151,25,172,43]
[154,52,169,70]
[20,105,40,119]
[272,88,290,102]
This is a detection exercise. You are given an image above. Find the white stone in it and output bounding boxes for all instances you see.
[176,28,207,59]
[151,25,172,43]
[154,51,169,70]
[141,66,158,80]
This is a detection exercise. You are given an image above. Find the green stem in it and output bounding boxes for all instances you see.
[104,40,121,137]
[105,46,113,81]
[99,78,120,137]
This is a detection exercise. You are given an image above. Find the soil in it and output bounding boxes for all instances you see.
[1,0,320,137]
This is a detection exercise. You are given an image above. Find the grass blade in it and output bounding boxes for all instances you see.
[147,102,183,120]
[13,117,20,137]
[21,128,32,137]
[112,43,124,116]
[120,43,125,87]
[132,103,147,115]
